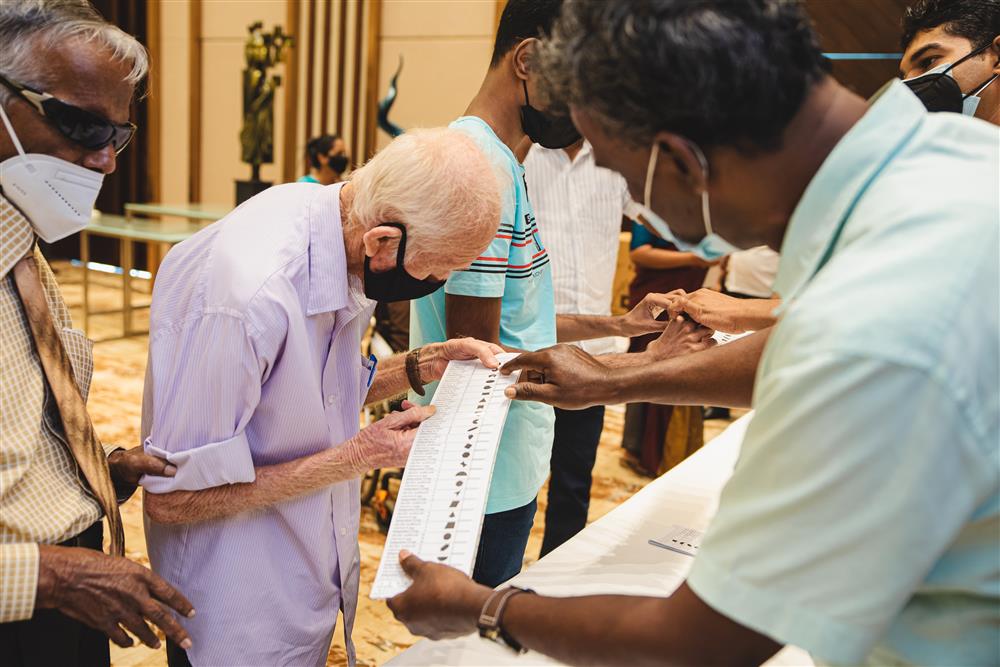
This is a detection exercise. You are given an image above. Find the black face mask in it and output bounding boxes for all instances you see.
[363,222,445,302]
[327,153,349,174]
[520,80,581,149]
[903,42,996,113]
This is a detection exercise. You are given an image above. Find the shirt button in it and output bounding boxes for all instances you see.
[327,395,336,405]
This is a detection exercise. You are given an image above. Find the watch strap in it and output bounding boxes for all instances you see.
[406,347,426,396]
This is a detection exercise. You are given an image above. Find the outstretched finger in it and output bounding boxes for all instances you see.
[503,381,558,404]
[147,571,195,619]
[103,620,134,648]
[143,599,193,651]
[499,351,549,375]
[119,611,161,649]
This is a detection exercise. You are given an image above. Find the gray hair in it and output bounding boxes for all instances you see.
[0,0,148,101]
[537,0,827,153]
[348,127,502,265]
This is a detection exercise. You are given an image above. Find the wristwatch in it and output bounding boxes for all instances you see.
[406,347,426,396]
[477,586,535,654]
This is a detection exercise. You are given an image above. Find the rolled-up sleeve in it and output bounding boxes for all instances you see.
[141,313,262,494]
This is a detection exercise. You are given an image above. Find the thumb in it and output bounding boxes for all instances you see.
[389,404,436,429]
[504,381,551,403]
[399,550,426,577]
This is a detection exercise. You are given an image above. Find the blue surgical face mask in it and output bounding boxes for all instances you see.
[638,140,739,261]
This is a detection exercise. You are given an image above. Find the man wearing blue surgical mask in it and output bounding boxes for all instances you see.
[900,0,1000,123]
[388,1,999,665]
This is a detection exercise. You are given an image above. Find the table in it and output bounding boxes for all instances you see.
[388,415,813,666]
[80,214,204,339]
[123,202,230,223]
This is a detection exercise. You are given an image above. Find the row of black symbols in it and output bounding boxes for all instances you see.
[437,370,500,561]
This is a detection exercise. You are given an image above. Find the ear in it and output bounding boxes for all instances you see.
[362,224,403,265]
[991,35,1000,73]
[511,37,537,83]
[656,132,709,194]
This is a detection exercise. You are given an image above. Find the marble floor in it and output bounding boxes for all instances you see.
[53,264,739,667]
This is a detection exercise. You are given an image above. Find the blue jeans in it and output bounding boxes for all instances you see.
[472,498,537,587]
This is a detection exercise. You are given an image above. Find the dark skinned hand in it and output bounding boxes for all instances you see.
[386,550,491,640]
[107,445,176,488]
[645,315,717,361]
[501,344,613,410]
[36,544,195,650]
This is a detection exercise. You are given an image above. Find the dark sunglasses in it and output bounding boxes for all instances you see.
[0,72,136,154]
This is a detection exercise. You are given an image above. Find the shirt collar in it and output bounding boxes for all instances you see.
[306,182,351,316]
[0,193,36,279]
[772,80,926,309]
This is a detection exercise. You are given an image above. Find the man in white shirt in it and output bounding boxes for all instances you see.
[523,140,628,556]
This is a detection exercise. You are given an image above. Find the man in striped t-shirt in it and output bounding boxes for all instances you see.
[409,0,677,587]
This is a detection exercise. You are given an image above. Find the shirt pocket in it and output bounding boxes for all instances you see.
[59,327,94,402]
[358,355,377,407]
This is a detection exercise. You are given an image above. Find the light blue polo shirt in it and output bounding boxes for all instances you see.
[410,116,556,514]
[687,80,999,665]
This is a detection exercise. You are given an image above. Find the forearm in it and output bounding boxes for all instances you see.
[556,314,626,343]
[501,594,680,667]
[607,328,771,408]
[0,542,39,622]
[144,440,367,525]
[631,247,705,270]
[499,586,776,666]
[730,298,781,331]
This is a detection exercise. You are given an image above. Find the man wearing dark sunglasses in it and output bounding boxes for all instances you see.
[0,2,194,666]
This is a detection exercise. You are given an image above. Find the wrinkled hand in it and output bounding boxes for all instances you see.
[645,315,716,361]
[108,446,176,488]
[386,551,490,640]
[664,288,765,334]
[500,344,612,409]
[425,338,505,382]
[36,544,195,650]
[346,402,436,471]
[619,291,682,337]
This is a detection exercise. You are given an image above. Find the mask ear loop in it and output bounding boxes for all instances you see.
[688,141,713,236]
[643,142,658,209]
[0,103,28,157]
[943,40,994,76]
[965,72,999,98]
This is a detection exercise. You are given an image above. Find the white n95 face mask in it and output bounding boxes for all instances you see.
[0,101,103,242]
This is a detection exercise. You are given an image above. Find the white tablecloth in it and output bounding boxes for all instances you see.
[388,414,813,666]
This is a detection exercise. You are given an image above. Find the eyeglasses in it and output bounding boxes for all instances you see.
[0,72,136,154]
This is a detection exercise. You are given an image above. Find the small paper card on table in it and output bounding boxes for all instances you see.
[370,353,521,599]
[648,525,704,557]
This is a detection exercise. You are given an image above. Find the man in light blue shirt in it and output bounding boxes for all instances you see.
[389,1,999,664]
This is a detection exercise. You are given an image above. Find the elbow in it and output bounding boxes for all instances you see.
[142,490,187,525]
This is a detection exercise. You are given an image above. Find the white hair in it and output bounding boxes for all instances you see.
[349,127,503,265]
[0,0,148,101]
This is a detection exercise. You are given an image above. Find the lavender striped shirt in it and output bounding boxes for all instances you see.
[140,182,374,666]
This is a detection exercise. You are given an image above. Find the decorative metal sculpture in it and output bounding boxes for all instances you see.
[239,22,291,182]
[377,56,406,138]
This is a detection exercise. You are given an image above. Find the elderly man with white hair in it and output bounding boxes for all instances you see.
[1,2,195,665]
[140,127,504,667]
